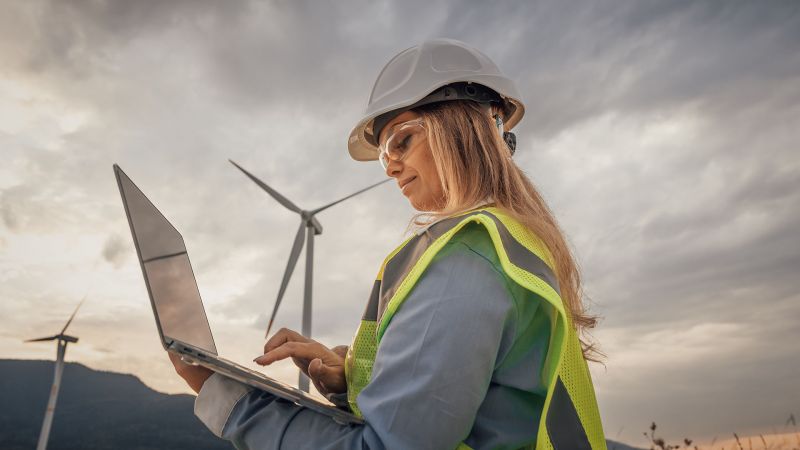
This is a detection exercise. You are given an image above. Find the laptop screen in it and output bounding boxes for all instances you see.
[116,166,217,355]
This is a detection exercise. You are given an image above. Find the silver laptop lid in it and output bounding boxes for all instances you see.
[115,164,217,355]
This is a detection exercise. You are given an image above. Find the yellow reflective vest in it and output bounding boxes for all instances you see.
[344,207,607,449]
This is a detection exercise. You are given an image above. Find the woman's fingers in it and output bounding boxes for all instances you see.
[308,358,347,394]
[263,328,307,354]
[254,331,347,395]
[308,358,339,381]
[308,358,329,393]
[331,345,349,358]
[167,352,213,394]
[255,341,324,366]
[168,351,189,374]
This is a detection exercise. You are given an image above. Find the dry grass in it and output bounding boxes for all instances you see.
[637,415,799,450]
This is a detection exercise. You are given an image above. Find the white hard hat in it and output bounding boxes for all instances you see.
[348,38,525,161]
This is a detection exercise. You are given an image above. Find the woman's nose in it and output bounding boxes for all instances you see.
[384,158,402,178]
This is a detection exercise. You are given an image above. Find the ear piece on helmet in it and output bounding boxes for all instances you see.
[494,114,516,156]
[503,131,517,155]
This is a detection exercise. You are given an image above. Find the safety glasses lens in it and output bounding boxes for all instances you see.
[378,121,425,169]
[379,152,390,170]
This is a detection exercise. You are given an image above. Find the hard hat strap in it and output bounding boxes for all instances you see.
[371,82,504,145]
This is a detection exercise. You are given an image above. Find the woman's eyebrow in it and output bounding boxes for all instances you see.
[380,122,401,145]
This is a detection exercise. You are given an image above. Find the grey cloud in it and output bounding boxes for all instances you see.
[573,103,800,324]
[439,1,800,140]
[5,0,247,76]
[101,234,128,269]
[0,194,19,231]
[0,181,65,233]
[1,0,799,445]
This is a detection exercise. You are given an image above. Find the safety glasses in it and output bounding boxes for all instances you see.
[377,118,427,170]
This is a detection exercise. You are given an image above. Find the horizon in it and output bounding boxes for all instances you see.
[1,0,798,446]
[6,357,797,449]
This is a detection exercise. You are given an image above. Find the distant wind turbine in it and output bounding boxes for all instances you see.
[229,160,390,391]
[25,298,84,450]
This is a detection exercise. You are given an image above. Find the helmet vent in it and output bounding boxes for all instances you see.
[371,48,417,103]
[431,45,481,72]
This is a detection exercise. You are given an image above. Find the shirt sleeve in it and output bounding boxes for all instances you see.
[193,240,518,450]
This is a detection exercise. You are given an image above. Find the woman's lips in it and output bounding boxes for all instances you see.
[400,176,417,193]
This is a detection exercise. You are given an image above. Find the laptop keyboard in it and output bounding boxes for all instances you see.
[215,356,304,394]
[217,356,267,378]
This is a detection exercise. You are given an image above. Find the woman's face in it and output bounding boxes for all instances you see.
[379,110,446,211]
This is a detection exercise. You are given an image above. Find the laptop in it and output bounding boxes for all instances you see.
[113,164,362,425]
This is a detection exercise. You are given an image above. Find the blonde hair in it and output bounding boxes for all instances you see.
[412,100,604,363]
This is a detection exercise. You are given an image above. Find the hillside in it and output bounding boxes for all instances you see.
[0,359,227,450]
[0,359,644,449]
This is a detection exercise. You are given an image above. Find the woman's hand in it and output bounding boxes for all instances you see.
[168,351,214,394]
[255,328,347,397]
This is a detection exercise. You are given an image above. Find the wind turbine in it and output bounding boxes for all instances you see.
[25,298,84,450]
[229,160,389,391]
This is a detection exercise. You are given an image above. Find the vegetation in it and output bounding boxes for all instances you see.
[637,416,799,450]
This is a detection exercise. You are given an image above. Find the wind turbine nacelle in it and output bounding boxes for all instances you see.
[310,216,323,235]
[60,335,79,344]
[301,211,323,235]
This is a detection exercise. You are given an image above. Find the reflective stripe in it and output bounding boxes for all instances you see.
[546,377,592,450]
[362,280,381,321]
[347,207,604,448]
[378,233,425,324]
[378,215,468,323]
[378,210,559,323]
[479,211,560,295]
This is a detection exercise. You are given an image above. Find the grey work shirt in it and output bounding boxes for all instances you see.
[195,224,552,449]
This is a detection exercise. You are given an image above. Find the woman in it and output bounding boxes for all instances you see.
[170,38,607,450]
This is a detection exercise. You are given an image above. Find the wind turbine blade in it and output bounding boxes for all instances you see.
[60,297,85,335]
[310,178,391,215]
[229,160,302,213]
[266,221,306,337]
[25,336,58,343]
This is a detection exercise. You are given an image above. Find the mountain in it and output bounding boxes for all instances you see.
[607,441,646,450]
[0,359,644,449]
[0,359,228,450]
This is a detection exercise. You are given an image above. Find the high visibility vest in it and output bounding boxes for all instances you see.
[344,207,607,450]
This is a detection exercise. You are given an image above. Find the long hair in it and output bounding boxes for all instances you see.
[412,100,604,363]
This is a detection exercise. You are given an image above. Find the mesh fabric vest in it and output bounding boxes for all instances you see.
[344,207,607,450]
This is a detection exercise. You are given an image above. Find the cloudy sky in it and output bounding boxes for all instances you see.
[1,0,798,446]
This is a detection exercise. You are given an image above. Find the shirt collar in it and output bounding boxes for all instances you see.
[414,198,494,236]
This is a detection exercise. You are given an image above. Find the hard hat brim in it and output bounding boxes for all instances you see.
[348,85,524,162]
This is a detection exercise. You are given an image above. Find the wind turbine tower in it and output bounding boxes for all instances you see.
[25,298,84,450]
[230,160,389,391]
